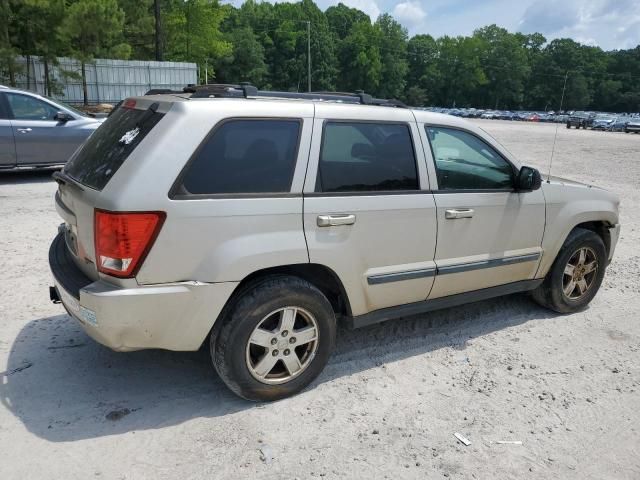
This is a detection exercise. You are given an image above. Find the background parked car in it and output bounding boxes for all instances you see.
[591,114,617,130]
[625,117,640,133]
[566,112,591,129]
[0,85,104,169]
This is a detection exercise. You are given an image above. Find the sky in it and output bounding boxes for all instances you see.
[304,0,640,50]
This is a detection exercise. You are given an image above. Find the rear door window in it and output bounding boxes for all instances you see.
[316,122,418,192]
[65,104,165,191]
[177,119,301,195]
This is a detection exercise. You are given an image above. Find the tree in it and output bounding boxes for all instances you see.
[117,0,155,60]
[163,0,230,81]
[59,0,131,104]
[406,34,440,105]
[375,14,408,99]
[473,25,530,109]
[0,0,22,86]
[215,26,267,85]
[339,20,382,93]
[10,0,67,95]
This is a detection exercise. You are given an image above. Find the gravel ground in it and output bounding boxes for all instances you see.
[0,120,638,479]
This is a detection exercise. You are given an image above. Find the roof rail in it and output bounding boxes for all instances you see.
[164,83,407,108]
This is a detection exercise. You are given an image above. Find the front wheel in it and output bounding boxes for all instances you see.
[211,276,336,401]
[532,228,607,313]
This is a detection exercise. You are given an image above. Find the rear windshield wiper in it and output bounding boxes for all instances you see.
[52,170,84,191]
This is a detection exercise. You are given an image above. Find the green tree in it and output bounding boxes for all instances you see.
[118,0,155,60]
[339,20,382,93]
[473,25,530,109]
[375,13,408,99]
[59,0,131,104]
[163,0,230,82]
[215,26,267,85]
[406,34,440,105]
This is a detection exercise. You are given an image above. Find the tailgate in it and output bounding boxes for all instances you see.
[54,182,101,281]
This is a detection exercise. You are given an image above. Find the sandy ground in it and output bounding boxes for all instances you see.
[0,120,639,479]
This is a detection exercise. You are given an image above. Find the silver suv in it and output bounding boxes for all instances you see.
[49,85,620,401]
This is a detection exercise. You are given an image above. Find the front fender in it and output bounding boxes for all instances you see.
[537,181,619,277]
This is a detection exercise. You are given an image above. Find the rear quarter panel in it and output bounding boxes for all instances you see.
[99,100,315,285]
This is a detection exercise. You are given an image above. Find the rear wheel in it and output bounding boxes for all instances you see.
[532,228,606,313]
[211,276,336,401]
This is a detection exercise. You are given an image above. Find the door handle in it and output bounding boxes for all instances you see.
[17,128,32,133]
[317,214,356,227]
[445,208,474,219]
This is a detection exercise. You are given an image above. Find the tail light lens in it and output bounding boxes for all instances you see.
[94,210,165,278]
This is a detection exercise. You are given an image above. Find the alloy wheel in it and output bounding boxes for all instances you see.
[562,246,599,300]
[245,307,319,385]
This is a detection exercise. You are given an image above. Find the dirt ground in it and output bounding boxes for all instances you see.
[0,120,638,479]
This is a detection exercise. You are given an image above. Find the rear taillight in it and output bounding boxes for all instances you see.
[94,209,165,278]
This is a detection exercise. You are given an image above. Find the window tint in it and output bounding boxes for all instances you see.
[65,104,165,190]
[181,119,301,195]
[317,122,418,192]
[426,127,513,190]
[7,93,59,120]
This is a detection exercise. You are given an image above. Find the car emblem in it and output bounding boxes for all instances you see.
[119,127,140,145]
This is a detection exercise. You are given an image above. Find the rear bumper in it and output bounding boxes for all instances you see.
[49,233,238,352]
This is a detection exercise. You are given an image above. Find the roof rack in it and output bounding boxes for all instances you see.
[144,83,407,108]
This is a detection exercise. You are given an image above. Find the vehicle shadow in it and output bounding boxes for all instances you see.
[0,168,58,186]
[0,293,556,442]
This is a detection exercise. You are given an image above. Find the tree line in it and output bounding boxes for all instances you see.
[1,0,639,112]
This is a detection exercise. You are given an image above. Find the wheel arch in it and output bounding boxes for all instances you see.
[538,218,614,278]
[223,263,353,320]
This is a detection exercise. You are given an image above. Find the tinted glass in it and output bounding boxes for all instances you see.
[181,119,300,195]
[426,127,513,190]
[65,105,165,190]
[7,93,59,120]
[317,122,418,192]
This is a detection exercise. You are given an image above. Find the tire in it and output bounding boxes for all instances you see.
[531,228,606,313]
[566,123,570,129]
[211,275,336,401]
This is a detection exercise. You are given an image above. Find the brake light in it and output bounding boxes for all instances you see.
[94,210,165,278]
[123,98,137,109]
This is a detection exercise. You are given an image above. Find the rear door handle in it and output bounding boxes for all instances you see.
[445,208,474,219]
[17,128,32,133]
[317,214,356,227]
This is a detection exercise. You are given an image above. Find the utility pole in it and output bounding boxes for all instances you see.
[307,21,311,92]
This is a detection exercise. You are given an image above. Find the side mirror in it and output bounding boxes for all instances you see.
[54,111,73,122]
[516,166,542,192]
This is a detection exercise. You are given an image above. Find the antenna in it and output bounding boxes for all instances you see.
[547,70,569,182]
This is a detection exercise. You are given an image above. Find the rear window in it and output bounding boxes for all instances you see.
[176,119,301,196]
[65,104,165,190]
